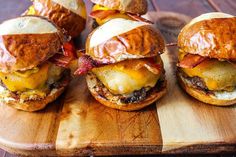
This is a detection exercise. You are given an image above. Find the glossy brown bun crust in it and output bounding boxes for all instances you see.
[86,25,165,64]
[27,0,86,37]
[86,72,167,111]
[0,16,64,73]
[0,33,63,73]
[91,0,147,15]
[178,16,236,61]
[177,71,236,106]
[0,73,70,112]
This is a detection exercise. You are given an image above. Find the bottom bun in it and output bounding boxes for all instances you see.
[86,72,167,111]
[0,74,70,112]
[177,71,236,106]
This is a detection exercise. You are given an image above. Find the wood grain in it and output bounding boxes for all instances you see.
[0,99,63,156]
[152,0,215,17]
[208,0,236,15]
[56,77,162,156]
[0,0,31,22]
[0,0,235,156]
[148,12,236,153]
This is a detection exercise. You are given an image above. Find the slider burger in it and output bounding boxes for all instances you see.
[25,0,87,37]
[76,18,167,111]
[0,16,74,111]
[90,0,149,26]
[177,12,236,106]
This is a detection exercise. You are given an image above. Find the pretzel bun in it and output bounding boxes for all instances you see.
[91,0,148,15]
[86,18,165,63]
[0,72,70,112]
[177,71,236,106]
[178,12,236,60]
[0,16,64,73]
[26,0,87,37]
[86,72,167,111]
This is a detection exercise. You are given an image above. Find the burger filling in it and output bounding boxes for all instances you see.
[0,62,65,102]
[90,57,164,103]
[91,4,133,25]
[178,52,236,94]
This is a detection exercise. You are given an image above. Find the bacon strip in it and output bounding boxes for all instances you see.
[143,58,162,74]
[90,10,153,24]
[74,55,104,75]
[62,42,77,58]
[126,13,153,24]
[49,54,73,68]
[178,54,207,69]
[50,42,77,68]
[90,10,118,20]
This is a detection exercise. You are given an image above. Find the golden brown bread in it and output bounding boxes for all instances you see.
[26,0,86,37]
[177,71,236,106]
[86,20,165,63]
[91,0,147,15]
[0,16,64,73]
[86,72,167,111]
[178,13,236,60]
[0,74,70,112]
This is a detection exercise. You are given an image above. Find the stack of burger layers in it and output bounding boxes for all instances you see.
[76,0,168,111]
[0,0,87,111]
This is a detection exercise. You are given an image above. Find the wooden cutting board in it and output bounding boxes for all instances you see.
[0,12,235,156]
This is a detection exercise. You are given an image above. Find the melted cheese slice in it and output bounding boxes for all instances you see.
[0,63,50,92]
[183,60,236,91]
[92,59,161,95]
[52,0,87,19]
[92,4,111,11]
[0,16,57,35]
[90,18,148,48]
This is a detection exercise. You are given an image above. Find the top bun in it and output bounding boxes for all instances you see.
[26,0,87,37]
[86,18,165,63]
[178,12,236,61]
[91,0,148,15]
[0,16,64,73]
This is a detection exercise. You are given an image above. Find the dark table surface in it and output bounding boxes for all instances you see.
[0,0,235,156]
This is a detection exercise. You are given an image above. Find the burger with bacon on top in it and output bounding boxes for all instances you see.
[0,16,76,111]
[90,0,149,26]
[177,12,236,106]
[75,18,167,111]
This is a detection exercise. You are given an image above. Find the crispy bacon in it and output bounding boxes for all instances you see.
[74,55,104,75]
[62,42,77,58]
[178,54,207,69]
[90,10,153,24]
[126,13,153,24]
[50,42,77,68]
[49,54,73,68]
[90,10,118,20]
[143,58,162,74]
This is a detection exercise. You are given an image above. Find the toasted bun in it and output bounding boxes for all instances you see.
[86,72,167,111]
[27,0,86,37]
[0,74,70,112]
[86,18,165,63]
[177,71,236,106]
[91,0,147,15]
[0,16,64,73]
[178,12,236,60]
